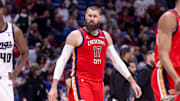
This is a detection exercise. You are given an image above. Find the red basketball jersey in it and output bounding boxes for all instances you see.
[71,28,107,81]
[155,9,180,71]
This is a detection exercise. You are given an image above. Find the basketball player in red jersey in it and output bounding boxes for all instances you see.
[151,0,180,100]
[48,6,141,101]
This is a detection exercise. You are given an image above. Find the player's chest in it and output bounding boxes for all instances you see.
[80,37,107,54]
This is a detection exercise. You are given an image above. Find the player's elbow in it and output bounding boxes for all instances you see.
[21,49,29,59]
[159,50,170,62]
[112,60,118,66]
[159,50,168,57]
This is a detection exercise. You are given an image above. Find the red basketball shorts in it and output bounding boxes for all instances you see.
[151,67,180,101]
[68,76,103,101]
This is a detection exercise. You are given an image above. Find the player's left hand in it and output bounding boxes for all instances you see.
[169,89,180,96]
[131,82,142,98]
[8,72,16,81]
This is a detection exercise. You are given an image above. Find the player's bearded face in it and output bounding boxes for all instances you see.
[85,19,100,31]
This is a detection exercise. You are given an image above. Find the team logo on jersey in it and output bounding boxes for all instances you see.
[6,32,11,36]
[8,84,12,86]
[88,39,105,46]
[85,35,90,39]
[99,36,105,39]
[0,41,13,49]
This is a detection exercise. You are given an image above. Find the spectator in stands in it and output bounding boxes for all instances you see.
[68,3,78,19]
[115,0,128,13]
[6,3,14,18]
[109,46,134,101]
[29,42,41,65]
[51,14,65,33]
[64,0,78,8]
[109,12,118,29]
[134,0,149,17]
[56,1,69,23]
[128,62,137,101]
[46,33,58,49]
[61,15,79,41]
[19,64,47,101]
[146,0,156,8]
[45,0,52,10]
[118,8,131,32]
[104,67,112,86]
[15,0,30,8]
[105,2,115,15]
[143,12,153,27]
[118,7,132,23]
[26,22,39,36]
[14,6,31,34]
[136,50,155,101]
[28,30,41,49]
[104,67,112,100]
[3,6,12,22]
[31,0,49,38]
[36,54,47,69]
[1,0,6,6]
[129,62,137,77]
[61,69,72,100]
[40,38,54,58]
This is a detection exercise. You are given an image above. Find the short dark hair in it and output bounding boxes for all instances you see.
[146,50,154,55]
[85,6,101,15]
[20,6,27,10]
[120,47,131,58]
[172,0,177,4]
[169,0,177,8]
[0,0,3,8]
[144,50,154,62]
[28,63,41,77]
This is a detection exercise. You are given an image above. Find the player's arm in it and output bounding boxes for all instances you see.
[49,30,81,101]
[158,12,180,90]
[104,31,141,98]
[11,25,29,79]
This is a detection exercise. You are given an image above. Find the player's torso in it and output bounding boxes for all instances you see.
[0,23,14,75]
[71,28,107,81]
[155,9,180,71]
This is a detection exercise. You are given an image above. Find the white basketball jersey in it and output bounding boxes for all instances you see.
[0,23,14,76]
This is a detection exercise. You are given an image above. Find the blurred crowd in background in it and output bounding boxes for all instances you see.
[0,0,173,101]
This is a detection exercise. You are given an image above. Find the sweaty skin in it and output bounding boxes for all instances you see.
[9,25,29,80]
[158,8,180,95]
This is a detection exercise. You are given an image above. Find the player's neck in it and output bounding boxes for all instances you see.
[146,61,153,68]
[175,3,180,14]
[0,16,6,32]
[84,27,98,36]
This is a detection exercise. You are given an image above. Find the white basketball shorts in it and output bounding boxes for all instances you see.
[0,77,14,101]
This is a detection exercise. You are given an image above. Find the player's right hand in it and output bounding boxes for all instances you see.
[8,72,16,81]
[131,82,142,98]
[48,87,58,101]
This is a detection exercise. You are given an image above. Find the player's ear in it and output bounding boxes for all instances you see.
[98,15,101,21]
[84,12,88,19]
